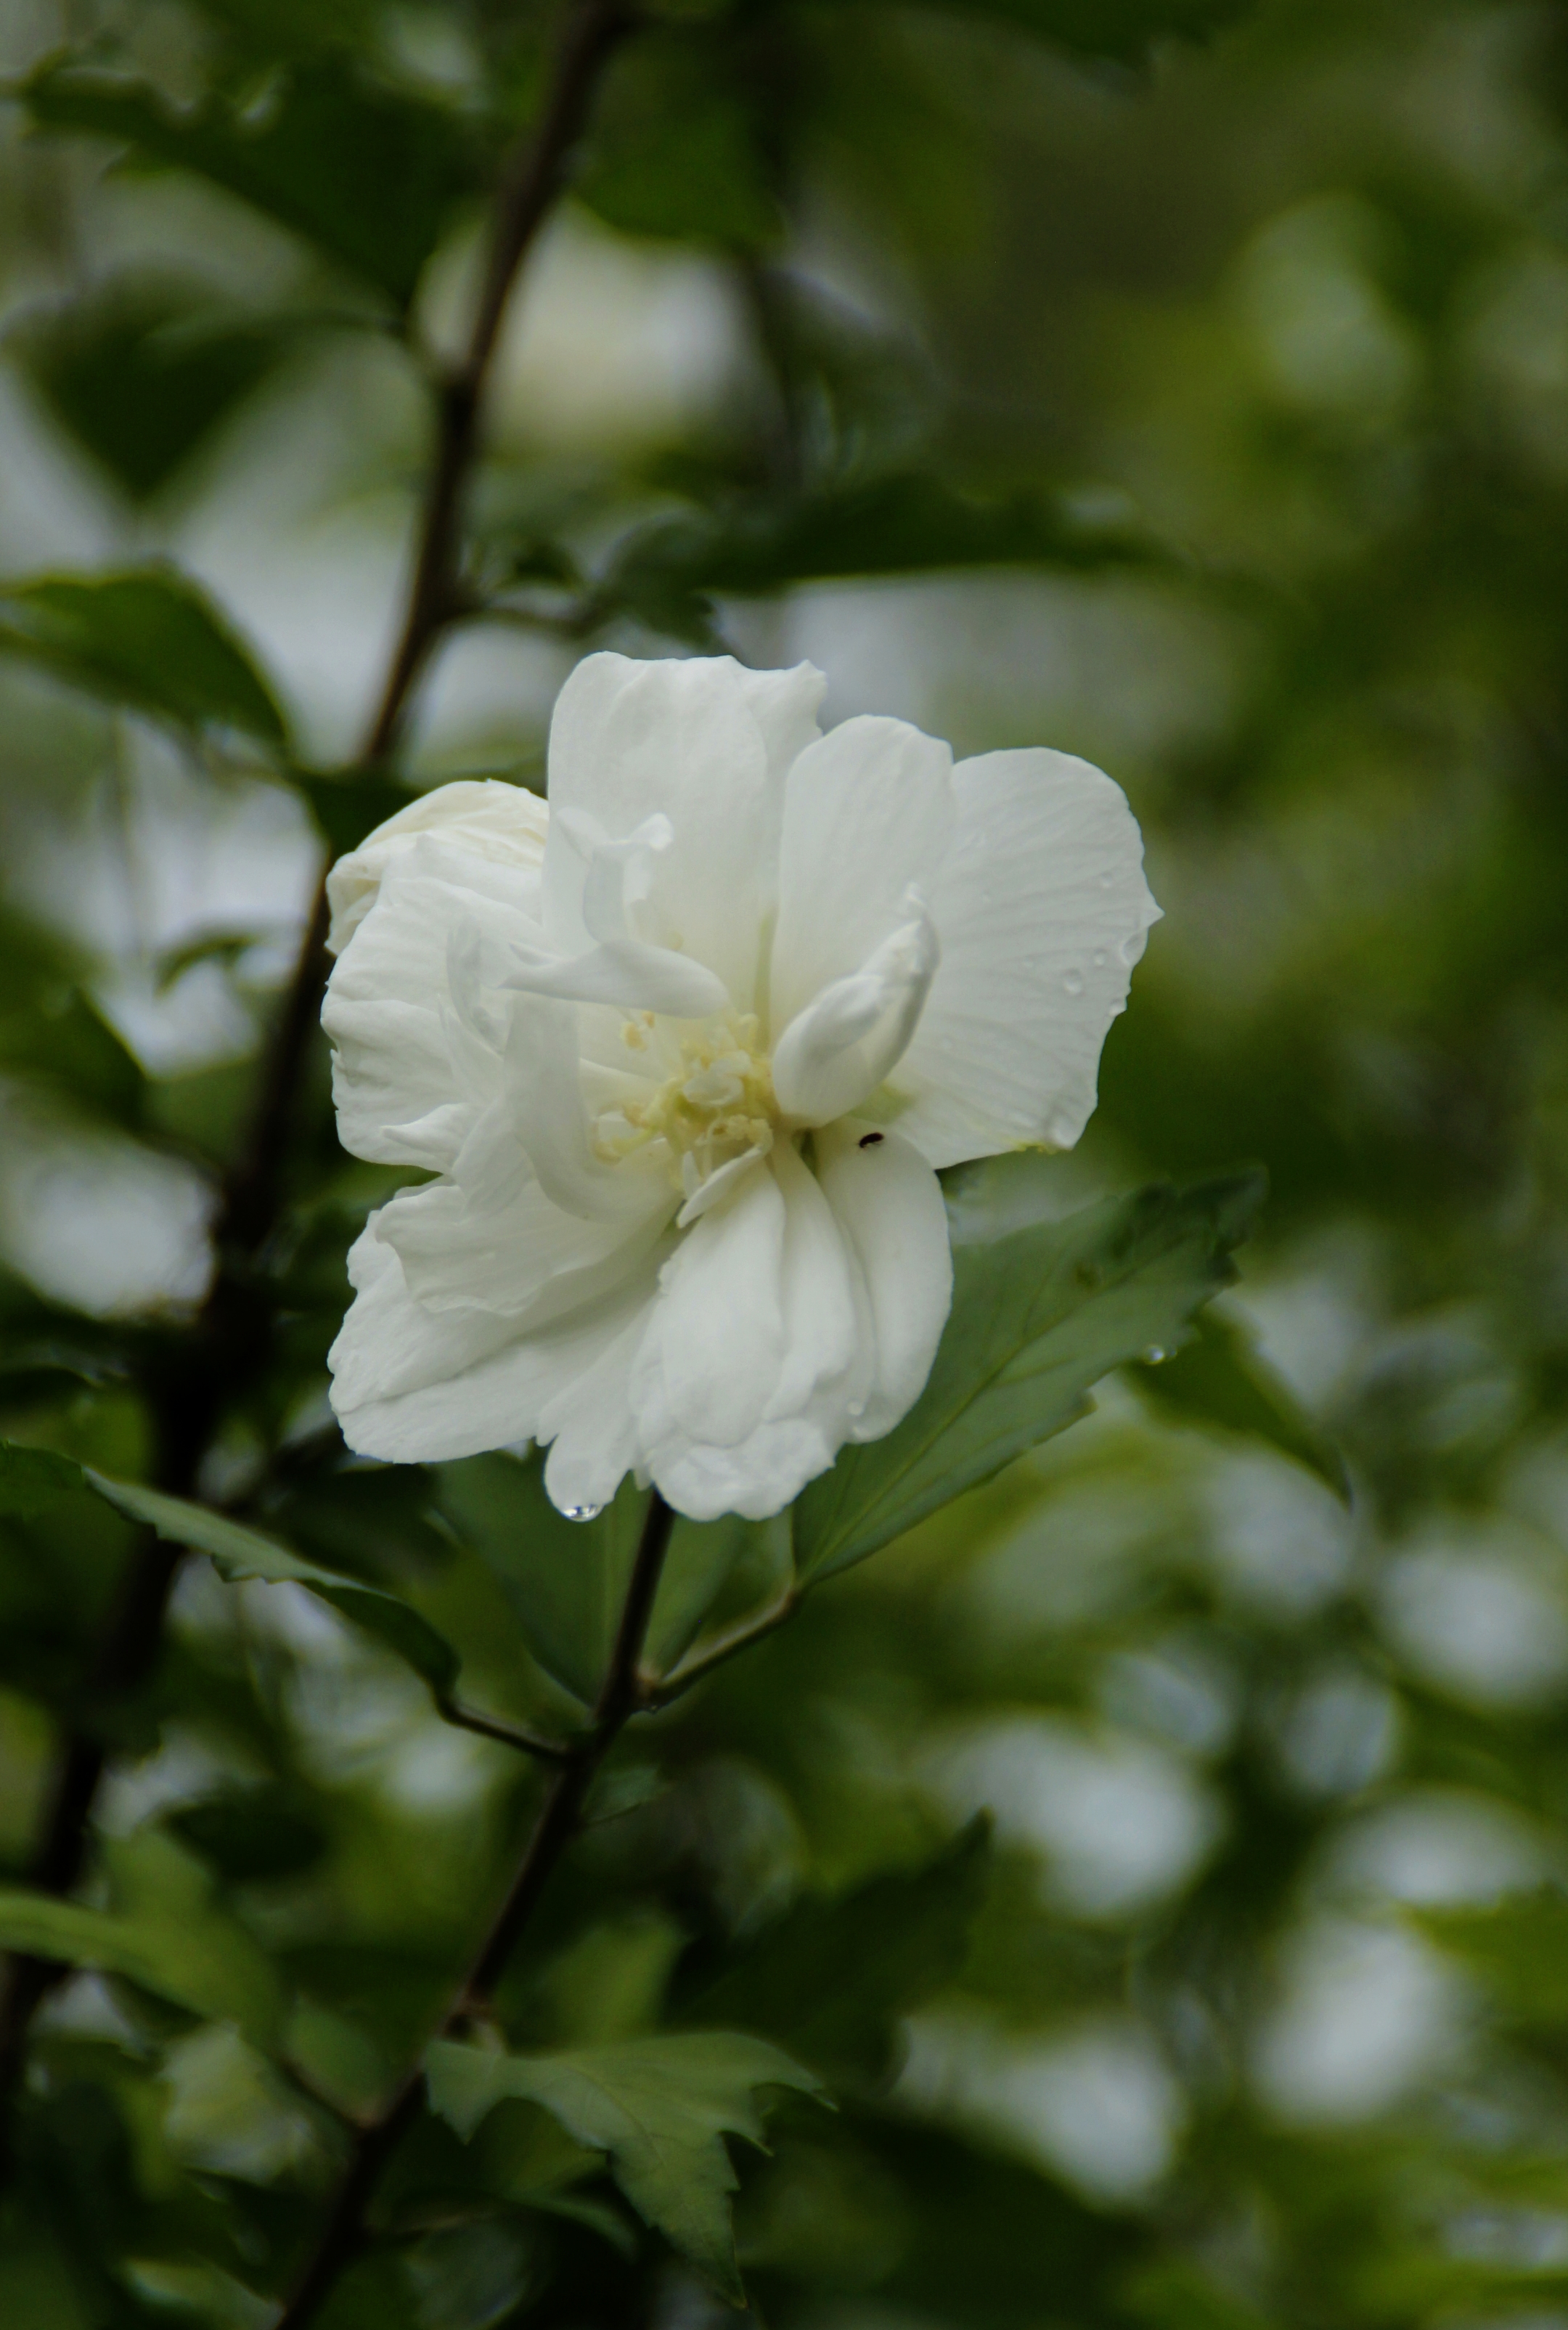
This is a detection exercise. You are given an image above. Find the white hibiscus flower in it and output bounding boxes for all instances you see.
[322,653,1159,1522]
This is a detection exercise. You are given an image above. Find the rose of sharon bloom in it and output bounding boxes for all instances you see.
[322,653,1159,1522]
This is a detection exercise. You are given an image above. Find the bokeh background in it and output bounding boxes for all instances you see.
[4,0,1568,2323]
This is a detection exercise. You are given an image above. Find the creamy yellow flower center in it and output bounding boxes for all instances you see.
[592,1011,779,1210]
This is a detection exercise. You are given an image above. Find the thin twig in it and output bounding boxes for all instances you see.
[638,1585,799,1708]
[0,0,637,2138]
[275,1492,676,2330]
[433,1695,579,1764]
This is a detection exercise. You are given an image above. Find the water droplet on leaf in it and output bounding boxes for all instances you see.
[1142,1345,1168,1365]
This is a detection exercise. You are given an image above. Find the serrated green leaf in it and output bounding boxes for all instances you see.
[81,1470,462,1697]
[0,569,287,744]
[23,54,486,309]
[793,1165,1267,1581]
[1128,1310,1349,1498]
[0,1831,282,2043]
[426,2032,826,2302]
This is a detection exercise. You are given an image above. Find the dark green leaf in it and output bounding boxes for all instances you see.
[83,1468,463,1697]
[436,1454,643,1706]
[0,1441,85,1521]
[598,473,1164,641]
[793,1165,1267,1581]
[0,569,287,744]
[23,55,486,309]
[580,35,780,250]
[0,1830,282,2042]
[1128,1310,1349,1497]
[677,1821,990,2085]
[15,275,288,503]
[426,2032,825,2302]
[291,766,420,857]
[861,0,1253,65]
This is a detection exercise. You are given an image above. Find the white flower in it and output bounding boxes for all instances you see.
[322,653,1159,1523]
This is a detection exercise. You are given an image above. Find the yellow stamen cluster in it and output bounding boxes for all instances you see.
[592,1013,777,1200]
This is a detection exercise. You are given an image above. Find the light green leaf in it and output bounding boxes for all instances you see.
[425,2032,826,2302]
[0,569,287,745]
[1127,1308,1349,1498]
[0,1830,282,2043]
[793,1165,1267,1581]
[83,1470,462,1698]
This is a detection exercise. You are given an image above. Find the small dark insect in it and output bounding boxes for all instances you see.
[859,1131,885,1148]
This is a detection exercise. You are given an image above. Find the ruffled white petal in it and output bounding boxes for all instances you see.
[326,778,548,955]
[769,714,955,1034]
[330,1220,661,1465]
[543,653,825,1009]
[815,1121,952,1440]
[772,907,939,1127]
[628,1141,867,1521]
[888,747,1161,1169]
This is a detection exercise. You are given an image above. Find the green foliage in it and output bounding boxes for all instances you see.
[15,277,290,505]
[0,1831,282,2043]
[0,571,287,745]
[1127,1310,1349,1496]
[21,55,486,310]
[885,0,1254,64]
[426,2030,825,2300]
[795,1166,1265,1579]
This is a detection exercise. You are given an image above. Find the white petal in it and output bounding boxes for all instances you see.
[815,1121,953,1440]
[539,1316,647,1516]
[769,714,955,1035]
[501,937,730,1019]
[329,1218,659,1465]
[501,997,672,1224]
[772,907,939,1127]
[326,778,548,955]
[377,1105,670,1328]
[543,652,825,1009]
[629,1142,866,1522]
[889,748,1161,1168]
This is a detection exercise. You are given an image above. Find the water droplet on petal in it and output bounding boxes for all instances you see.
[1062,969,1085,997]
[1099,868,1114,888]
[848,1399,865,1419]
[563,1503,604,1523]
[1091,948,1107,969]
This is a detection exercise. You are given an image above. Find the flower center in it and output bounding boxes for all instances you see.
[591,1011,778,1213]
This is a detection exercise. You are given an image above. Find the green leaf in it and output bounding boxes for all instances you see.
[859,0,1253,65]
[0,1830,282,2043]
[23,54,486,309]
[291,765,420,857]
[793,1165,1267,1581]
[15,275,288,504]
[1127,1311,1349,1498]
[0,569,287,745]
[425,2032,825,2302]
[600,473,1163,642]
[676,1821,990,2085]
[437,1455,643,1706]
[1414,1891,1568,2029]
[0,1440,86,1520]
[579,33,780,250]
[81,1470,462,1697]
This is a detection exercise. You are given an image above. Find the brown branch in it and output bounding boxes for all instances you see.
[0,0,637,2142]
[275,1491,676,2330]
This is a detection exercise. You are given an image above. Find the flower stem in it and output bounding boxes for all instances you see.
[0,0,638,2151]
[274,1491,676,2330]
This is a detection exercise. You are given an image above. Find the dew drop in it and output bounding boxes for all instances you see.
[1091,948,1107,969]
[1099,869,1114,888]
[848,1399,866,1419]
[1142,1345,1168,1366]
[1062,968,1085,997]
[563,1503,604,1523]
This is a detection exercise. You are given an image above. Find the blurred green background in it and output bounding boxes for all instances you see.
[4,0,1568,2324]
